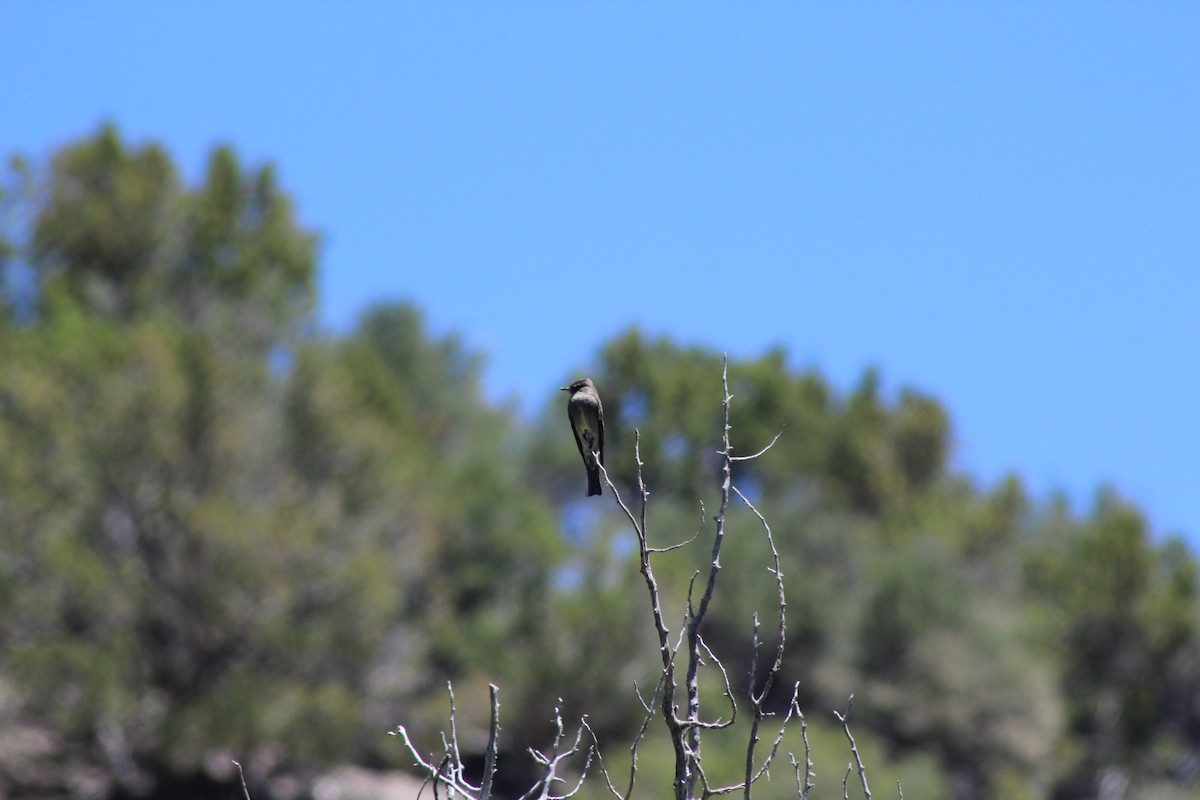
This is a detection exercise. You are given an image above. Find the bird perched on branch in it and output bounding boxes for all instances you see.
[561,378,605,496]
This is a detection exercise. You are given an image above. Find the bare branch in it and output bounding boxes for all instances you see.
[704,693,802,798]
[519,701,594,800]
[667,358,738,798]
[597,458,641,545]
[753,683,802,784]
[834,695,872,800]
[691,361,734,632]
[729,429,784,462]
[583,718,626,800]
[391,723,481,798]
[600,429,695,798]
[798,709,815,800]
[480,684,501,800]
[648,502,705,553]
[789,755,804,800]
[448,683,465,787]
[693,635,737,730]
[232,760,252,800]
[729,483,790,800]
[732,485,787,701]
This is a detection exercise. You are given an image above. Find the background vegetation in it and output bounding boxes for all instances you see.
[1,127,1197,799]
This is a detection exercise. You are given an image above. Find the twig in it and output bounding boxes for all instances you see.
[481,684,501,800]
[391,683,485,798]
[392,723,481,798]
[799,710,815,799]
[834,695,871,800]
[520,701,594,800]
[232,760,252,800]
[733,484,788,799]
[729,429,784,461]
[694,635,736,729]
[599,433,687,798]
[648,502,705,553]
[789,755,804,800]
[674,358,738,798]
[448,683,465,787]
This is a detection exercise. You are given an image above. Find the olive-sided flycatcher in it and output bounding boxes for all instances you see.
[562,378,605,496]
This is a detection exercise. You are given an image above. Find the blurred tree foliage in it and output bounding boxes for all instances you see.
[0,126,561,798]
[1,127,1197,800]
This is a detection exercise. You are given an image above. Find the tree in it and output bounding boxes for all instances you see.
[25,123,314,352]
[1024,491,1200,798]
[0,128,563,798]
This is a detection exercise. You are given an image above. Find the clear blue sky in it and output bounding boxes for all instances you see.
[4,4,1198,543]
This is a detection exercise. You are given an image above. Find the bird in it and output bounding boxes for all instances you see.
[561,378,605,496]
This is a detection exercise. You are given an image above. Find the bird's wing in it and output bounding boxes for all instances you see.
[596,402,605,466]
[569,408,591,467]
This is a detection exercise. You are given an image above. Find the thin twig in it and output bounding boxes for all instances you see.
[729,429,784,461]
[834,695,871,800]
[789,754,804,800]
[693,635,736,729]
[731,483,789,800]
[480,683,501,800]
[233,760,252,800]
[392,724,480,797]
[648,502,705,553]
[800,710,814,799]
[520,702,595,800]
[750,682,802,785]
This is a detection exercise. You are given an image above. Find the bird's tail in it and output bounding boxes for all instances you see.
[587,466,602,496]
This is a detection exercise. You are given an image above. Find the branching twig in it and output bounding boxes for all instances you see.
[694,635,737,730]
[729,429,784,462]
[394,684,593,800]
[392,722,482,798]
[834,695,872,800]
[519,700,594,800]
[793,709,814,800]
[601,430,692,798]
[733,484,789,799]
[648,502,705,553]
[674,359,739,797]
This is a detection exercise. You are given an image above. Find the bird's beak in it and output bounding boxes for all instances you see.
[560,386,569,392]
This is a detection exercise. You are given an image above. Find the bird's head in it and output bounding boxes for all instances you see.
[561,378,594,395]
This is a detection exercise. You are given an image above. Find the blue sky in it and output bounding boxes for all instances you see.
[3,4,1198,543]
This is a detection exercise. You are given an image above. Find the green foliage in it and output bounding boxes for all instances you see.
[1023,492,1200,796]
[0,127,560,797]
[31,124,179,318]
[2,127,1198,800]
[24,122,314,353]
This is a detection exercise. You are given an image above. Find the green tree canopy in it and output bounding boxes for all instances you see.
[0,127,561,797]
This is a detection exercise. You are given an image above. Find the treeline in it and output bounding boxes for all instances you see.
[0,127,1196,800]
